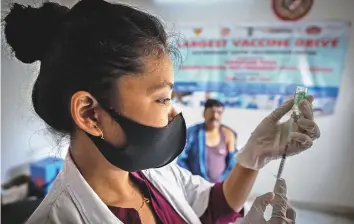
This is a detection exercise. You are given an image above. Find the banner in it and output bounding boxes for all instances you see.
[173,21,351,115]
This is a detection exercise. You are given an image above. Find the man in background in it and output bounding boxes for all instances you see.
[177,99,238,183]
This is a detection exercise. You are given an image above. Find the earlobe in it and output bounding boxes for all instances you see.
[70,91,101,137]
[93,124,105,140]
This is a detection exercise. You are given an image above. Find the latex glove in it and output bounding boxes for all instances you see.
[241,179,296,224]
[236,96,320,170]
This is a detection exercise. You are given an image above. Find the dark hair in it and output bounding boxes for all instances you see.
[204,99,224,110]
[4,0,176,135]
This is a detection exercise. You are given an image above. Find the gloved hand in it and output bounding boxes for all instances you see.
[241,179,296,224]
[236,96,320,170]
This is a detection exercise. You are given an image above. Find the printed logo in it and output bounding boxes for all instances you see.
[193,28,203,36]
[221,27,230,37]
[272,0,314,21]
[306,26,322,35]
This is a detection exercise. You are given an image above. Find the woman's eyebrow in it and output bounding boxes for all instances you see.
[147,80,174,93]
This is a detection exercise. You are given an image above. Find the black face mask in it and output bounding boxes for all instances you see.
[86,108,187,172]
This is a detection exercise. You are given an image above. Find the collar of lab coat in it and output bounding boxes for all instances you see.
[62,154,121,224]
[61,153,203,224]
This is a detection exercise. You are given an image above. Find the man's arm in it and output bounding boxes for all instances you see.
[219,127,238,181]
[222,127,237,153]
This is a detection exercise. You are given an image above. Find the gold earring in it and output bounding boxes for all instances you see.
[93,124,104,140]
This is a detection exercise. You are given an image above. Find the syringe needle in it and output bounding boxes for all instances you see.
[276,145,288,179]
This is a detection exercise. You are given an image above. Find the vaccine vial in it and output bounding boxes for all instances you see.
[291,86,308,120]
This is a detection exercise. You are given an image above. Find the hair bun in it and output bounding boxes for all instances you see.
[4,3,69,64]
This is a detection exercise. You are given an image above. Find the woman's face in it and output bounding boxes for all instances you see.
[88,54,175,147]
[113,55,174,127]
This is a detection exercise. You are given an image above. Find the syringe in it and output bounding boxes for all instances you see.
[276,146,288,179]
[276,86,308,179]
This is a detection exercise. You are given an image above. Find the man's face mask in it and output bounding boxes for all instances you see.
[86,106,187,172]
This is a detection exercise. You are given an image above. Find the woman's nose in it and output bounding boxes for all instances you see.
[168,106,180,120]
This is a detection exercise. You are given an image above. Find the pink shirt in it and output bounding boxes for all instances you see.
[206,128,228,183]
[108,171,243,223]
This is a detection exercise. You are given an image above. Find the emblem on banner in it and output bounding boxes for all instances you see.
[306,26,322,35]
[221,27,230,37]
[193,28,203,36]
[272,0,313,21]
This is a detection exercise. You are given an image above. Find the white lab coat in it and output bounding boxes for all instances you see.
[26,154,238,224]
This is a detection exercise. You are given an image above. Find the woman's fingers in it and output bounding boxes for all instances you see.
[293,95,320,141]
[288,132,313,152]
[269,179,297,223]
[297,118,321,140]
[253,192,275,212]
[306,95,314,104]
[272,179,288,217]
[299,98,313,120]
[286,205,296,221]
[268,99,294,123]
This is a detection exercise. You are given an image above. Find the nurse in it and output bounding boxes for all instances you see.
[4,0,320,223]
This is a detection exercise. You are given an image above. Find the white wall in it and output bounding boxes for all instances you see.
[125,0,354,208]
[1,0,353,210]
[159,0,354,208]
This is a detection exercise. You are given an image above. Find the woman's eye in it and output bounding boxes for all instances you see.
[157,98,171,104]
